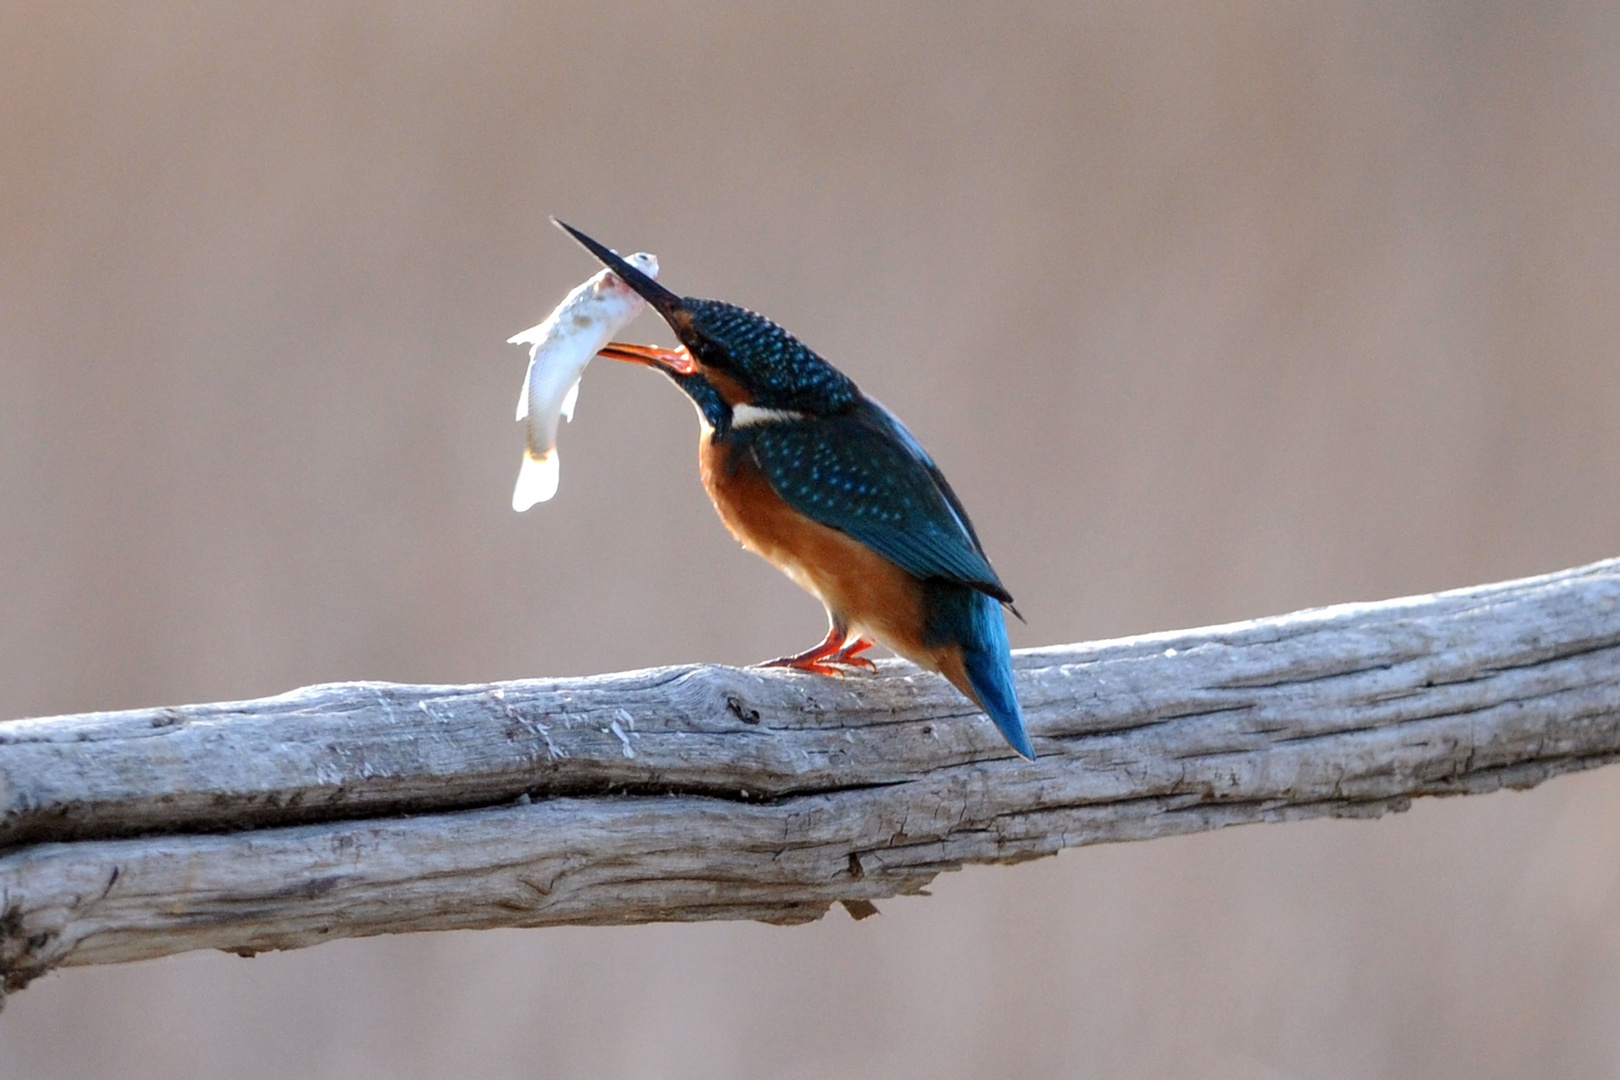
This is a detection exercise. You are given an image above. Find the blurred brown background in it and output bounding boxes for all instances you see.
[4,2,1620,1077]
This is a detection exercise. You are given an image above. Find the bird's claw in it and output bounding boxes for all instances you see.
[758,657,849,676]
[757,635,877,676]
[829,639,877,671]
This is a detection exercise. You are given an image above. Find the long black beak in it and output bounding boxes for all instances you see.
[552,218,685,320]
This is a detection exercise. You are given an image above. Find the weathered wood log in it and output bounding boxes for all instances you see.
[4,558,1620,1001]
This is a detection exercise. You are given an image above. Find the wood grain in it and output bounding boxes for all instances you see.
[5,558,1620,999]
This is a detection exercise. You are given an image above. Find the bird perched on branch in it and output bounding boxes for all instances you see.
[557,220,1033,759]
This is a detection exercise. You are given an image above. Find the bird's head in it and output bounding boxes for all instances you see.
[555,220,859,432]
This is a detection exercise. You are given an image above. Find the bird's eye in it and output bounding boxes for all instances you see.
[699,342,735,372]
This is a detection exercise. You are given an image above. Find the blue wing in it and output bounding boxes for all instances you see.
[741,399,1012,603]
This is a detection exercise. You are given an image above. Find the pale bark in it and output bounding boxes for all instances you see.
[5,558,1620,999]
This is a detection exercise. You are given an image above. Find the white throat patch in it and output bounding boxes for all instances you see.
[731,403,807,428]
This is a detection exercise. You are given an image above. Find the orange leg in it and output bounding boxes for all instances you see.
[759,624,848,675]
[759,625,877,676]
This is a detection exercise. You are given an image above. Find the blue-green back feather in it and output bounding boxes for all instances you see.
[740,401,1012,603]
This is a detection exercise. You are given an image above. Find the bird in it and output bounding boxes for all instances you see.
[555,219,1034,759]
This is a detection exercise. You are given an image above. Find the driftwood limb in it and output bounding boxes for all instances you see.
[5,558,1620,999]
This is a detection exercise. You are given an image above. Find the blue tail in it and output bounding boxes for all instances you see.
[928,583,1034,759]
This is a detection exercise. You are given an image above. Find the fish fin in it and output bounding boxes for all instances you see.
[507,324,544,346]
[559,375,581,423]
[512,448,560,510]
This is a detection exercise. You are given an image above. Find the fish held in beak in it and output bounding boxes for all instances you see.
[508,251,659,510]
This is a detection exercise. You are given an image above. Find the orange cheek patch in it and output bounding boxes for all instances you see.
[704,370,752,407]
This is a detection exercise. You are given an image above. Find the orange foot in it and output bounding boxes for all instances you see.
[759,627,877,676]
[828,636,877,672]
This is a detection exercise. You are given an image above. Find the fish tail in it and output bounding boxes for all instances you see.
[512,447,559,510]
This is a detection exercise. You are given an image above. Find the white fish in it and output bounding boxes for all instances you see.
[508,252,659,510]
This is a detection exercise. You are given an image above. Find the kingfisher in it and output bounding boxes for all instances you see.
[557,220,1034,759]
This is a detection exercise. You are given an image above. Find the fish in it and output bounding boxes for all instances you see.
[508,251,660,510]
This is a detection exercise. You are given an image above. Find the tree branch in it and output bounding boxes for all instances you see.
[5,559,1620,999]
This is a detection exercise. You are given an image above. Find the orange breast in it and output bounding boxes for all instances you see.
[699,435,952,675]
